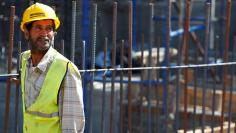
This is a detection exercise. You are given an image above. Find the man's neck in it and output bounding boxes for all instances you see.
[31,51,47,67]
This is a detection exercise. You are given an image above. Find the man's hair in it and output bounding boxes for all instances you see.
[25,21,34,31]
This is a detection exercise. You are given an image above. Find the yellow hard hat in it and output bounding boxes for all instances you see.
[20,2,60,32]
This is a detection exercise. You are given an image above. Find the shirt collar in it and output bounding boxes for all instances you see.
[27,47,56,72]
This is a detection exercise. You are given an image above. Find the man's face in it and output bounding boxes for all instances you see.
[25,19,55,53]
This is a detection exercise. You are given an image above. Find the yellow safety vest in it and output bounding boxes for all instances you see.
[21,49,70,133]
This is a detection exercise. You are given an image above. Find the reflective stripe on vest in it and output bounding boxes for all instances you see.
[21,49,70,133]
[26,110,59,118]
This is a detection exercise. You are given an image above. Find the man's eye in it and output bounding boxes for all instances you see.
[46,26,53,31]
[34,26,42,31]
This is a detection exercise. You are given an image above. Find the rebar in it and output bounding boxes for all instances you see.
[139,34,144,133]
[219,0,226,57]
[60,40,64,55]
[227,36,236,133]
[81,40,88,132]
[164,1,171,132]
[88,3,98,133]
[173,0,219,83]
[128,1,133,132]
[29,0,34,6]
[183,1,191,132]
[174,0,183,128]
[70,1,76,63]
[91,3,97,71]
[201,2,211,132]
[119,40,124,133]
[3,6,15,133]
[132,0,137,49]
[175,1,183,131]
[101,37,107,133]
[14,41,21,133]
[147,3,154,133]
[82,41,86,71]
[190,32,220,83]
[193,41,199,133]
[234,43,236,133]
[210,35,219,133]
[156,37,160,133]
[221,0,231,132]
[0,2,232,132]
[110,2,117,133]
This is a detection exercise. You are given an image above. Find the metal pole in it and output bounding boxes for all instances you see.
[219,0,226,58]
[156,37,160,133]
[201,2,211,132]
[3,6,15,133]
[82,40,88,133]
[70,1,76,62]
[119,40,125,133]
[173,0,219,83]
[132,0,136,49]
[177,0,183,46]
[91,3,97,71]
[147,3,154,133]
[101,37,107,133]
[128,1,133,132]
[234,42,236,133]
[227,36,236,133]
[60,40,64,55]
[175,1,183,130]
[193,41,199,133]
[14,41,21,133]
[29,0,34,5]
[88,3,97,133]
[183,1,191,133]
[164,0,171,132]
[82,41,86,72]
[211,35,219,133]
[140,34,144,133]
[0,4,3,53]
[110,2,117,133]
[175,1,183,131]
[221,1,231,132]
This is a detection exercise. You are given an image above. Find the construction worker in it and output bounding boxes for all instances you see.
[20,3,85,133]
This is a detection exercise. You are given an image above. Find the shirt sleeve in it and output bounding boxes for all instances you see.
[59,65,85,133]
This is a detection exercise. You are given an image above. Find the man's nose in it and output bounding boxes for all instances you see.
[39,29,48,36]
[39,29,52,38]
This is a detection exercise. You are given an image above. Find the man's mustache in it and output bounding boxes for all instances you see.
[37,36,50,42]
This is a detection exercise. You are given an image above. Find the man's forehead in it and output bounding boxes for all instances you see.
[32,19,54,26]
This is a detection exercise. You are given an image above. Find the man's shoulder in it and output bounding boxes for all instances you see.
[21,50,31,56]
[51,48,81,77]
[67,62,81,79]
[21,50,31,60]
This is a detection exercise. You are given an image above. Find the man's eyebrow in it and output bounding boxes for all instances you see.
[33,24,53,27]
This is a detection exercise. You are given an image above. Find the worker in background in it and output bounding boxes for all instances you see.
[20,3,85,133]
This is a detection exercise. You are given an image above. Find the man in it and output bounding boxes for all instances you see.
[20,3,85,133]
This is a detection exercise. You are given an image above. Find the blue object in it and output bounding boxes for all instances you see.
[170,25,205,37]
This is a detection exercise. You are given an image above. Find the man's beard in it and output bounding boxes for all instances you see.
[28,35,53,54]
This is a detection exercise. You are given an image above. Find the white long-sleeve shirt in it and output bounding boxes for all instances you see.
[24,47,85,133]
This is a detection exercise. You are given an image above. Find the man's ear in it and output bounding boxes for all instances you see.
[24,30,30,40]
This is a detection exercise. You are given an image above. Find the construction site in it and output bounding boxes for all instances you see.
[0,0,236,133]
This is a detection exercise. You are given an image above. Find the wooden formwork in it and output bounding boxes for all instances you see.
[179,85,236,114]
[138,79,236,112]
[178,122,235,133]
